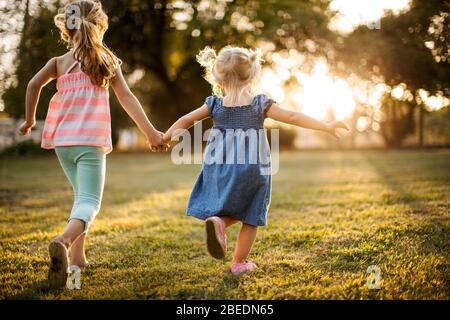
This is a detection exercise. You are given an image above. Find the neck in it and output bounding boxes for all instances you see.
[222,86,253,106]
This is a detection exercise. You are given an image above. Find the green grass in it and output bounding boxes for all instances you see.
[1,150,449,299]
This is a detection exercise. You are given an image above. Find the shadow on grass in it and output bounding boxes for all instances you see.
[300,153,449,298]
[362,153,427,209]
[7,280,65,300]
[206,271,243,299]
[362,153,449,254]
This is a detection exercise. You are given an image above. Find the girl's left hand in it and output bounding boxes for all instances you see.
[326,121,349,139]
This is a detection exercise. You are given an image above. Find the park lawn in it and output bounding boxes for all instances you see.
[0,150,449,300]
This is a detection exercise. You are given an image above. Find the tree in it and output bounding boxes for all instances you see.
[379,94,415,148]
[335,0,450,147]
[0,0,25,103]
[3,1,66,120]
[100,0,336,128]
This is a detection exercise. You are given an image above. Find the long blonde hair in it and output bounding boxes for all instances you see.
[197,46,262,104]
[55,0,121,87]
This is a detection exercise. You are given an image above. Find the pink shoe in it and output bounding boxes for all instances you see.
[230,261,257,275]
[205,216,227,259]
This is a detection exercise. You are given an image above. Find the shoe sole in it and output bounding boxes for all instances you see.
[231,264,257,276]
[205,218,226,260]
[48,242,68,289]
[231,268,256,276]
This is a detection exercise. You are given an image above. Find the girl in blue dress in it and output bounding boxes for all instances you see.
[164,46,347,275]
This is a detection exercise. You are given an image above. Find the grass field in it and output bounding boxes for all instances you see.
[0,150,449,299]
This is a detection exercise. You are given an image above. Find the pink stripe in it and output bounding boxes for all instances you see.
[49,101,59,109]
[45,112,110,125]
[43,128,109,139]
[58,97,107,109]
[58,84,108,92]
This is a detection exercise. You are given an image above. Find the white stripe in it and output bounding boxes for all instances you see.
[44,121,110,132]
[59,79,93,88]
[57,89,108,100]
[47,108,110,118]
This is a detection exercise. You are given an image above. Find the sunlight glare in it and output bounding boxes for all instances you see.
[260,57,356,120]
[330,0,411,33]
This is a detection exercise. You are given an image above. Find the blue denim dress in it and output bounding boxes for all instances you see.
[187,94,275,226]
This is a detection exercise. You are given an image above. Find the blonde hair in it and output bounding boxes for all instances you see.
[55,0,121,87]
[197,46,262,104]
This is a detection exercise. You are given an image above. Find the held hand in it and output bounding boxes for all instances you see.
[326,121,349,139]
[162,132,172,145]
[19,121,35,136]
[147,130,169,152]
[158,130,170,152]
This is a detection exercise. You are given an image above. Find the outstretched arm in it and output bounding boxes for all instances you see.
[19,58,58,135]
[266,104,348,138]
[163,105,210,144]
[111,67,165,151]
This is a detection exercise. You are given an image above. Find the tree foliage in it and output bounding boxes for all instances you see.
[335,0,450,146]
[336,0,450,93]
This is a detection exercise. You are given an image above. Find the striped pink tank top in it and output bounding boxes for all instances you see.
[42,61,112,153]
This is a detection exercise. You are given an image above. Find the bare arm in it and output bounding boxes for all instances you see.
[111,67,164,151]
[163,105,210,143]
[19,58,58,135]
[266,104,348,137]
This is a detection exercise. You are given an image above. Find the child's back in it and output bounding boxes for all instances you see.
[187,94,275,227]
[42,53,112,152]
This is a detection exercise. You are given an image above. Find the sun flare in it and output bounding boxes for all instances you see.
[260,58,356,121]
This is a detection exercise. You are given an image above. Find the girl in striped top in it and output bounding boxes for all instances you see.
[19,0,166,288]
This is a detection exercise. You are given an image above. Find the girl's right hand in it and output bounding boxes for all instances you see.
[19,121,35,136]
[147,130,169,152]
[162,132,172,145]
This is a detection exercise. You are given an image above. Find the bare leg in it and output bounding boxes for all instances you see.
[53,219,85,248]
[70,233,89,268]
[220,216,240,228]
[48,219,84,288]
[232,223,258,264]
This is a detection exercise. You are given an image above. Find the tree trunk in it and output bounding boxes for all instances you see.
[418,105,424,148]
[12,0,30,120]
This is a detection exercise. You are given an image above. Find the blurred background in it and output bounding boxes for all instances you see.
[0,0,449,153]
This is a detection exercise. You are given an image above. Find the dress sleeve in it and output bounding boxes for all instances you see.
[205,96,218,116]
[256,94,276,117]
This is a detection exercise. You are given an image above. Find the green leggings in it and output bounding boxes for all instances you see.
[55,146,106,232]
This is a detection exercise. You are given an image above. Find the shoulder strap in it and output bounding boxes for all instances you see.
[64,61,80,75]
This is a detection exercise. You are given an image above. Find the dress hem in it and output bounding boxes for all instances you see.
[42,143,112,154]
[186,207,267,227]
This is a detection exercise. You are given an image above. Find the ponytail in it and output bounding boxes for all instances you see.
[55,0,121,87]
